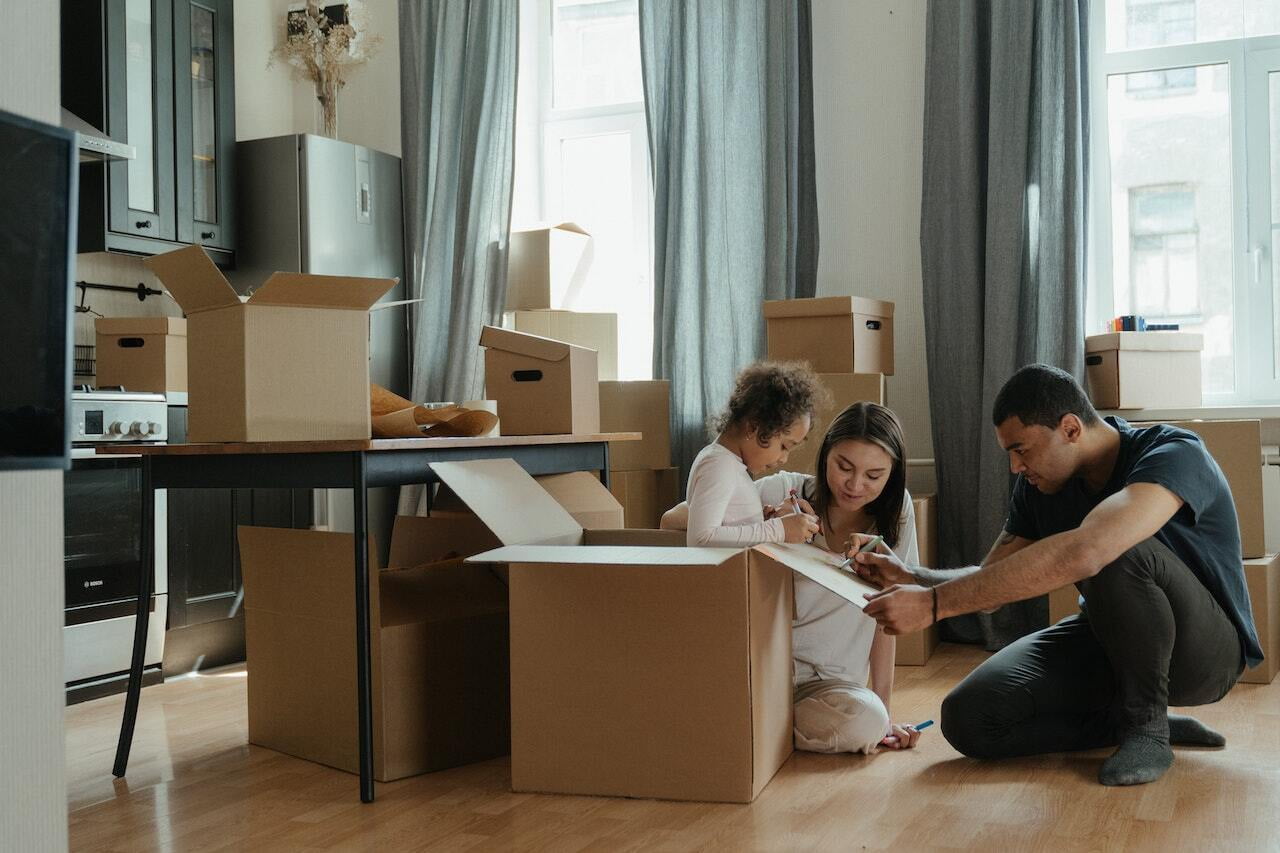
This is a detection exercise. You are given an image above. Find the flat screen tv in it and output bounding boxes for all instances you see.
[0,108,77,470]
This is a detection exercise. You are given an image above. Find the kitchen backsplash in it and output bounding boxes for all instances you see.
[74,252,183,383]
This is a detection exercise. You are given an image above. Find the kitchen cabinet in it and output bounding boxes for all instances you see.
[62,0,236,265]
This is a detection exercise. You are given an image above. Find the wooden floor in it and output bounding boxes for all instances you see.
[67,644,1280,852]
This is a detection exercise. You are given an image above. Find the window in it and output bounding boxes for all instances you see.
[1090,0,1280,400]
[511,0,653,379]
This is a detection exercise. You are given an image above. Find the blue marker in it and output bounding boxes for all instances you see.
[914,719,934,731]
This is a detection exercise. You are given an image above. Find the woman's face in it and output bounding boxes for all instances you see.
[824,438,894,512]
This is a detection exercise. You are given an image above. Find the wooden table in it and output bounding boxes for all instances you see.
[101,432,639,803]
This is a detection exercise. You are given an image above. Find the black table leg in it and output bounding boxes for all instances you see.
[352,452,375,802]
[599,443,611,488]
[113,455,155,777]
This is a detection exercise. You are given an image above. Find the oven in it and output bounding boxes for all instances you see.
[64,390,168,703]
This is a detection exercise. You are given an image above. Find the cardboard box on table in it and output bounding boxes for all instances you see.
[764,296,895,375]
[441,459,882,803]
[599,380,672,471]
[1085,332,1203,410]
[94,317,188,393]
[608,467,680,529]
[785,373,886,477]
[1240,553,1279,684]
[480,325,600,436]
[1131,419,1265,559]
[145,246,394,442]
[237,514,511,782]
[895,494,940,666]
[505,222,592,310]
[508,310,618,381]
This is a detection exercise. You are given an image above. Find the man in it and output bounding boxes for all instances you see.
[856,364,1261,786]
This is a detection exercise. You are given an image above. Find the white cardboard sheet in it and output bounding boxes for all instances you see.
[751,542,881,610]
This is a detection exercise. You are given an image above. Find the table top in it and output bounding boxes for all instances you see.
[98,432,642,456]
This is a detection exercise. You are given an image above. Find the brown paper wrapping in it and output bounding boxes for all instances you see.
[370,384,500,438]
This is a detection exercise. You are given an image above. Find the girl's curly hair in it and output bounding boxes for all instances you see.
[709,361,828,443]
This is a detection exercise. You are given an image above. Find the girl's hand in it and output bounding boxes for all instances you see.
[880,723,923,750]
[781,512,820,543]
[763,503,779,520]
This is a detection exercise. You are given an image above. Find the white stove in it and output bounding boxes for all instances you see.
[71,387,168,446]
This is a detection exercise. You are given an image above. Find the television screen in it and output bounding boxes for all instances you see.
[0,108,76,469]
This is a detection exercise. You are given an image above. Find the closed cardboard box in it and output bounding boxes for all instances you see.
[506,222,592,310]
[145,246,394,442]
[509,310,618,381]
[609,467,680,529]
[764,296,895,375]
[481,325,600,436]
[599,380,672,471]
[896,494,940,666]
[1240,554,1279,685]
[1085,332,1203,410]
[1049,584,1082,623]
[238,516,511,782]
[444,459,885,802]
[1132,419,1264,559]
[785,373,886,477]
[95,317,188,393]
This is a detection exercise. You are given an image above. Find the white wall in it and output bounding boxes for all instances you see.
[0,0,70,847]
[811,0,933,469]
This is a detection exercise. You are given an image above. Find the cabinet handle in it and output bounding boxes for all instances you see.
[201,230,215,239]
[135,220,152,229]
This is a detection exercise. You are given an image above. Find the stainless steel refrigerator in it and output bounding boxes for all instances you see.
[232,134,408,544]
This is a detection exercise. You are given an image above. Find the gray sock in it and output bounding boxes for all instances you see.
[1168,714,1226,748]
[1099,722,1173,787]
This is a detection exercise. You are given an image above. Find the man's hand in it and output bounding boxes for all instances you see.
[847,534,914,588]
[863,584,934,635]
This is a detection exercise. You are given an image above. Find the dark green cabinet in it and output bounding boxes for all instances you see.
[62,0,236,265]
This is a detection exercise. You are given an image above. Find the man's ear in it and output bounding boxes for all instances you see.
[1060,413,1084,443]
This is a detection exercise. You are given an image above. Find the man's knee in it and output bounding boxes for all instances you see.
[1085,539,1165,598]
[941,680,1003,760]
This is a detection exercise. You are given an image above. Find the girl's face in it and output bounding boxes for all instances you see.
[824,438,894,513]
[743,415,811,477]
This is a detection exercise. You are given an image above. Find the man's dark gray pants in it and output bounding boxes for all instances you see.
[941,538,1245,759]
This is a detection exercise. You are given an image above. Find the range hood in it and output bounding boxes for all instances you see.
[60,108,135,162]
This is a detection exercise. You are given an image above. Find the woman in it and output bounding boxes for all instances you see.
[662,401,925,754]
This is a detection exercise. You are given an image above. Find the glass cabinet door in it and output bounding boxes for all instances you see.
[175,0,235,250]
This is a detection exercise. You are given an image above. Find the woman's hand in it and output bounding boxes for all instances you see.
[781,512,821,543]
[845,534,914,588]
[880,722,923,750]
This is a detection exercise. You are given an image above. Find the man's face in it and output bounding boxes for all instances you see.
[994,415,1080,494]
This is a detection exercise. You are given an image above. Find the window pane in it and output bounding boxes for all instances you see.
[1106,0,1243,51]
[1271,71,1280,378]
[556,131,651,379]
[552,0,643,110]
[1246,0,1280,37]
[1107,65,1235,392]
[191,3,217,224]
[125,0,155,212]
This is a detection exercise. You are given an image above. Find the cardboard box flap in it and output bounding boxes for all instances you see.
[751,543,880,609]
[1085,331,1204,353]
[144,245,241,315]
[535,472,624,529]
[379,562,508,627]
[480,325,595,363]
[95,317,188,337]
[763,295,895,320]
[431,459,583,546]
[468,544,741,566]
[248,272,396,311]
[388,514,501,568]
[553,221,588,236]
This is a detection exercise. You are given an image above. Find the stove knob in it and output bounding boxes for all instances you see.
[129,422,145,437]
[108,421,126,435]
[146,422,162,436]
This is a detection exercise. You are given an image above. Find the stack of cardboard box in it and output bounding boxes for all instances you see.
[598,380,679,528]
[505,223,618,381]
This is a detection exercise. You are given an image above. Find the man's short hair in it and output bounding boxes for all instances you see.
[991,363,1100,429]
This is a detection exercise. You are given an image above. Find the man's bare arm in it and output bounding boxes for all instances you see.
[905,528,1034,587]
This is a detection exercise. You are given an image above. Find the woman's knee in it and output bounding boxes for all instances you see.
[794,686,888,754]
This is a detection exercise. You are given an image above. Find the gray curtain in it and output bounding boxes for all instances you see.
[920,0,1089,648]
[398,0,518,513]
[640,0,818,483]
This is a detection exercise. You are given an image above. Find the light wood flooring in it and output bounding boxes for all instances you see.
[66,644,1280,852]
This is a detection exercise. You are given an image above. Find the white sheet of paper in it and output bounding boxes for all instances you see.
[752,542,882,610]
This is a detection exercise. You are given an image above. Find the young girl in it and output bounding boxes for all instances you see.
[685,362,825,547]
[668,401,925,754]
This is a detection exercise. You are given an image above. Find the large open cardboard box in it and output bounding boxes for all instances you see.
[480,325,600,436]
[505,222,593,310]
[896,493,939,666]
[764,296,895,375]
[441,459,882,803]
[95,317,188,393]
[599,380,672,471]
[1085,332,1203,410]
[509,310,618,381]
[145,246,394,442]
[238,515,511,782]
[786,373,886,477]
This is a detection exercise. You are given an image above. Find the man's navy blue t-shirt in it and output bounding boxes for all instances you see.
[1004,416,1263,667]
